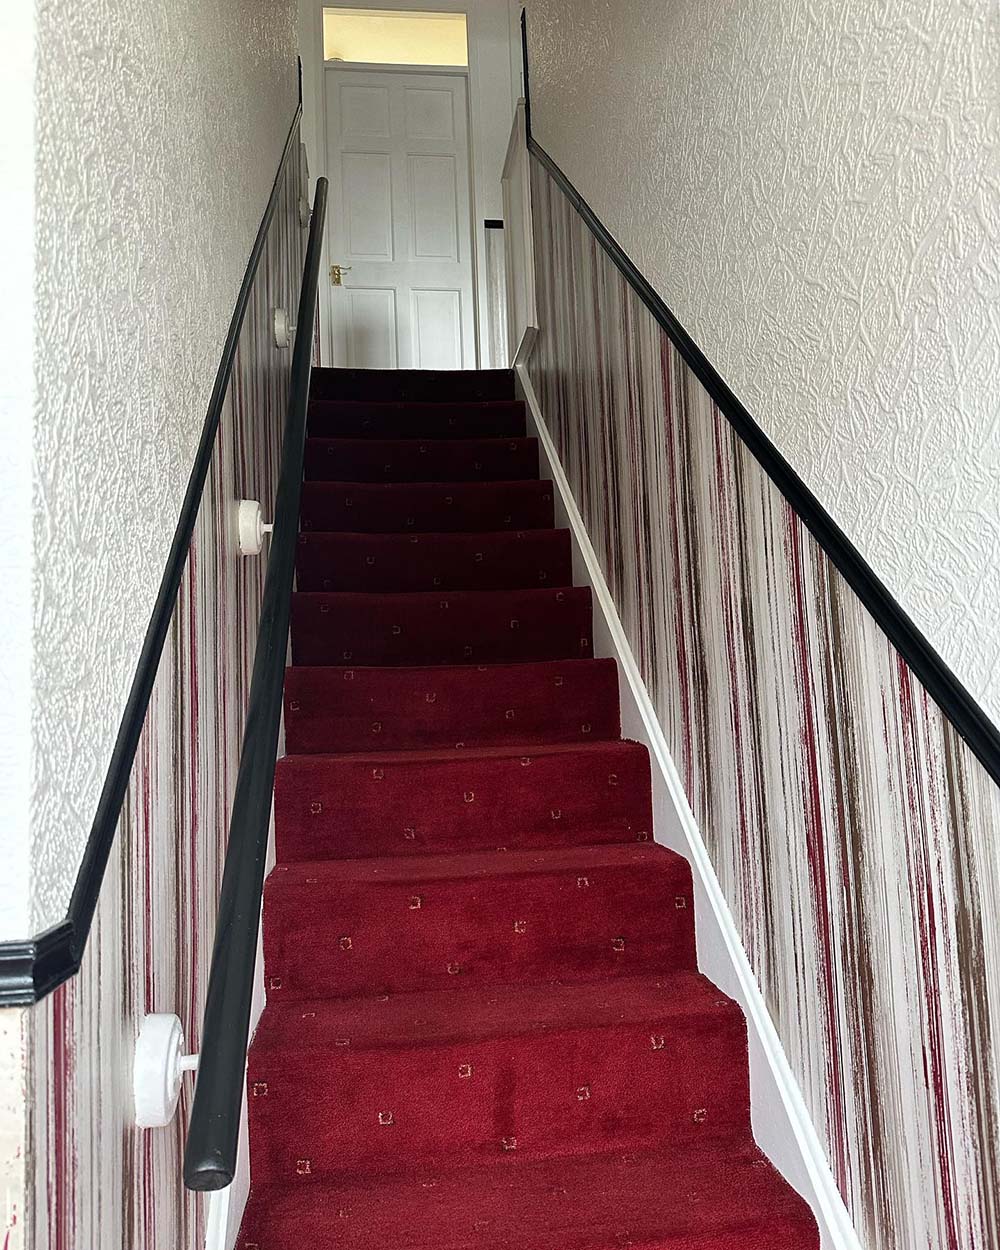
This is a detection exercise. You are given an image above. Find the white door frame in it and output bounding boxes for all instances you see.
[299,0,521,368]
[322,60,478,368]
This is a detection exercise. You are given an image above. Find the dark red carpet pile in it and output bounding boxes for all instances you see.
[240,367,819,1249]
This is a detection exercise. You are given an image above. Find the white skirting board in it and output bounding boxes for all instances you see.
[514,351,861,1250]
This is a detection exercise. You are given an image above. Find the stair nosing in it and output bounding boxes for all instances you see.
[276,737,645,766]
[268,840,677,884]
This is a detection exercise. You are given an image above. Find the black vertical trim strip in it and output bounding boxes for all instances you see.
[520,6,531,137]
[0,101,305,1008]
[519,13,1000,788]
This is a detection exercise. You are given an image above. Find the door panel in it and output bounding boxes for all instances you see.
[339,83,391,137]
[342,154,394,258]
[408,156,459,259]
[412,289,462,369]
[403,87,455,139]
[346,289,398,369]
[326,67,475,369]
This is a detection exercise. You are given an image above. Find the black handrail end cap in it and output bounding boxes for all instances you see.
[183,1159,235,1192]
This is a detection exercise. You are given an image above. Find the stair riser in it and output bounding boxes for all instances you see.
[240,1198,813,1250]
[295,530,573,594]
[290,590,593,667]
[300,481,554,534]
[248,1010,749,1182]
[310,368,516,404]
[305,438,539,483]
[263,857,696,1000]
[283,660,620,754]
[308,401,527,439]
[274,747,651,861]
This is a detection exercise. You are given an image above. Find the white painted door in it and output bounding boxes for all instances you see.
[325,66,476,369]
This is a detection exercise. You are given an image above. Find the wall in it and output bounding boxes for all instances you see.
[523,0,1000,729]
[0,0,34,944]
[8,1,304,1242]
[0,1013,26,1250]
[31,0,299,931]
[300,0,519,367]
[27,140,304,1250]
[527,155,1000,1250]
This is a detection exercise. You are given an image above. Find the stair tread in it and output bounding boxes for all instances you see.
[292,585,589,605]
[270,840,680,886]
[307,434,537,445]
[240,1139,816,1250]
[278,737,647,768]
[251,969,735,1053]
[303,476,549,488]
[285,655,614,676]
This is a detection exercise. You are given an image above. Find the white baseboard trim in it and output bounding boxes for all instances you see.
[205,1188,231,1250]
[203,815,275,1250]
[202,1066,251,1250]
[515,357,860,1250]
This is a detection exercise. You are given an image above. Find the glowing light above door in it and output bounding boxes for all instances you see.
[323,8,469,67]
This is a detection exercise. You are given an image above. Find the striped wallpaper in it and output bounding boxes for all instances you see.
[527,155,1000,1250]
[23,129,304,1250]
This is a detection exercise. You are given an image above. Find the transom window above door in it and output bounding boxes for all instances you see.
[323,8,469,67]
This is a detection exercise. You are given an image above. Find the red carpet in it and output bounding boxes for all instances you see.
[240,367,819,1249]
[299,478,555,532]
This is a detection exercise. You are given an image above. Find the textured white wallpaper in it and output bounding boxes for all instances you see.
[0,3,33,941]
[524,0,1000,727]
[31,0,298,930]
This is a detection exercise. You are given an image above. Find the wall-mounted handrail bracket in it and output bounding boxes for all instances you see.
[134,1012,199,1129]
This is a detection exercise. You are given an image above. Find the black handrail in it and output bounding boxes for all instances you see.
[0,102,305,1008]
[183,176,328,1193]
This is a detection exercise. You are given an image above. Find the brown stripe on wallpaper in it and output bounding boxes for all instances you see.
[26,131,305,1250]
[527,156,1000,1250]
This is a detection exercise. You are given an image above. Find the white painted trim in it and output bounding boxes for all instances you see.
[205,1186,231,1250]
[322,60,469,75]
[515,357,861,1250]
[203,793,278,1250]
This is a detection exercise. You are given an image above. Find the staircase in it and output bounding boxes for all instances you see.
[238,368,818,1249]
